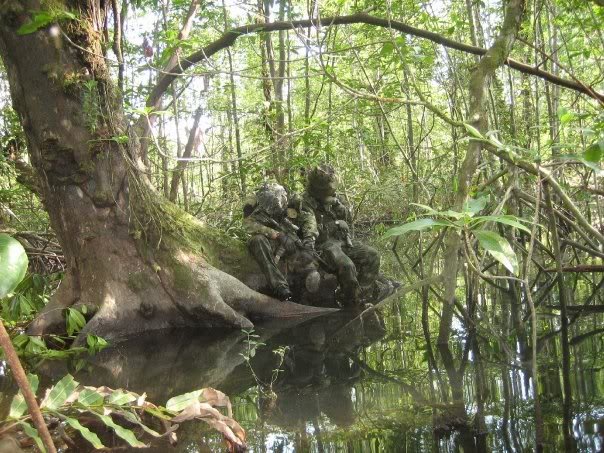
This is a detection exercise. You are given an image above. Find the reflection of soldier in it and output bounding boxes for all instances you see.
[244,183,319,301]
[260,311,386,431]
[300,165,397,306]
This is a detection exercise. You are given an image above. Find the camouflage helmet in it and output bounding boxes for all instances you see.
[256,182,288,218]
[307,164,337,199]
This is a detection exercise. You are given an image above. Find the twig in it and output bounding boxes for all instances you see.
[0,320,57,453]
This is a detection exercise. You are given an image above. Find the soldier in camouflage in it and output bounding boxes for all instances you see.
[243,183,318,301]
[300,165,396,306]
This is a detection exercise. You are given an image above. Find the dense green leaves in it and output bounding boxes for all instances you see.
[0,234,28,299]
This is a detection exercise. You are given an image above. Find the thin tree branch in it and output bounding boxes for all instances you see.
[145,12,604,114]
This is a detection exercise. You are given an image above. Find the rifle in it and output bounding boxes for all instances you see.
[253,208,330,269]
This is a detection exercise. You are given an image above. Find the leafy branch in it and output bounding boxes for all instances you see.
[384,197,533,275]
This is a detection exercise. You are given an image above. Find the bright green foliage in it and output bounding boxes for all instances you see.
[0,234,28,299]
[385,197,531,275]
[62,416,104,449]
[65,307,86,336]
[383,218,450,238]
[19,421,45,452]
[473,229,519,275]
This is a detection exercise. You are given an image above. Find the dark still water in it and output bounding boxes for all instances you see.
[24,290,604,453]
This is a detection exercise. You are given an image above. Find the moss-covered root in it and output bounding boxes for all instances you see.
[207,267,340,321]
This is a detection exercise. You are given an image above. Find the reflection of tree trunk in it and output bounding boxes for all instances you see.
[544,183,574,452]
[439,0,526,344]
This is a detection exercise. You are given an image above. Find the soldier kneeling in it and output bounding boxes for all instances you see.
[243,183,321,301]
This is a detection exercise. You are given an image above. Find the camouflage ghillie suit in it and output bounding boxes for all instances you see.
[244,183,317,301]
[300,166,381,305]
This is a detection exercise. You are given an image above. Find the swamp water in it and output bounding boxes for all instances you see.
[6,287,603,453]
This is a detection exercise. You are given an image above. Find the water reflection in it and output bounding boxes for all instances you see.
[4,291,604,452]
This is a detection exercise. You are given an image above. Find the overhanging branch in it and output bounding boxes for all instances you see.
[146,12,604,111]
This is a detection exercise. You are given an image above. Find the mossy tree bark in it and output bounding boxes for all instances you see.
[0,0,332,344]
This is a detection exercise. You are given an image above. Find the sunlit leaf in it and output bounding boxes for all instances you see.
[441,210,465,220]
[17,10,76,35]
[472,215,533,234]
[166,390,202,412]
[383,218,450,238]
[0,234,28,299]
[9,374,39,419]
[107,390,137,406]
[474,230,519,275]
[463,196,488,215]
[20,421,46,453]
[63,416,105,449]
[41,374,78,410]
[77,388,105,407]
[94,413,146,448]
[66,307,86,336]
[410,203,439,215]
[464,123,483,139]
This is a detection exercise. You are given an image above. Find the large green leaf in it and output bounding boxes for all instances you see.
[63,416,105,449]
[66,307,86,335]
[118,410,162,437]
[383,219,450,239]
[107,390,137,406]
[463,196,488,215]
[464,123,483,139]
[94,413,146,448]
[474,230,519,275]
[165,389,202,412]
[472,215,533,234]
[17,10,76,35]
[0,234,28,299]
[41,374,78,410]
[410,203,439,215]
[20,421,46,453]
[9,374,39,419]
[585,141,603,163]
[77,388,105,407]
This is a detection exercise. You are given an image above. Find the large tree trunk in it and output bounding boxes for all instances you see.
[0,0,332,344]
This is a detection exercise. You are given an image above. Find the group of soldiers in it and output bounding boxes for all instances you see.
[243,164,399,307]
